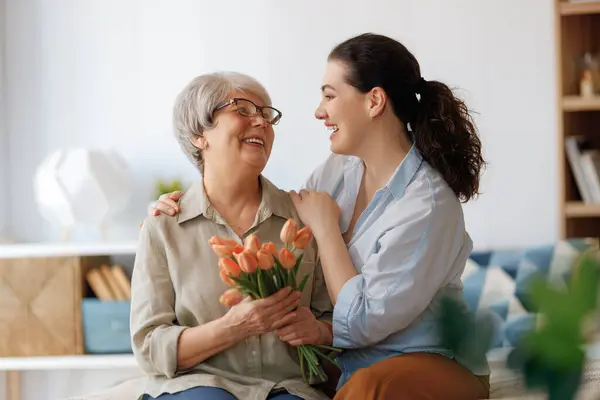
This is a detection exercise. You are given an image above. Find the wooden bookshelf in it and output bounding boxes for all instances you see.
[560,1,600,15]
[556,1,600,239]
[562,95,600,111]
[565,201,600,217]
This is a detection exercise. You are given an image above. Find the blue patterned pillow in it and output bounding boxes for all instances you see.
[462,239,592,348]
[461,257,527,348]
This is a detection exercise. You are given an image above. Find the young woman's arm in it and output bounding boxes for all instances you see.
[310,225,358,304]
[291,189,468,349]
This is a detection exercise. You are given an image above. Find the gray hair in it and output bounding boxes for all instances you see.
[173,71,272,172]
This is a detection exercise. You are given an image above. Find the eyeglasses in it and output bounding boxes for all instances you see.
[213,98,282,125]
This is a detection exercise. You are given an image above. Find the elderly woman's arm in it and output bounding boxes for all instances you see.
[131,218,301,377]
[130,219,237,377]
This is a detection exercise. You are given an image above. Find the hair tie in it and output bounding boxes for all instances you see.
[415,77,427,94]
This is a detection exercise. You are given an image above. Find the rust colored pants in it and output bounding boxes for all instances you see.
[333,353,490,400]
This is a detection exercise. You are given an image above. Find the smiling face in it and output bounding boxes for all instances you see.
[315,60,374,156]
[192,90,275,176]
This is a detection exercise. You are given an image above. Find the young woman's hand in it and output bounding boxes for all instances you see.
[223,287,302,338]
[147,191,184,216]
[289,189,341,238]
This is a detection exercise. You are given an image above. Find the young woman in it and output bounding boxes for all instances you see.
[151,33,489,399]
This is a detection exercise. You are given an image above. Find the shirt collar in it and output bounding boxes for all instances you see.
[177,175,293,224]
[385,143,423,199]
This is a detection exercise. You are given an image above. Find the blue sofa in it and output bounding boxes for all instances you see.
[463,238,596,349]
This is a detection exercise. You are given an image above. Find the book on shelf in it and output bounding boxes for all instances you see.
[565,136,600,204]
[86,264,132,301]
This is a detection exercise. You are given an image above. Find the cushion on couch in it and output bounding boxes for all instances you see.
[462,239,593,348]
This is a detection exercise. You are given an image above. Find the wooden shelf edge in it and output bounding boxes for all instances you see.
[562,95,600,111]
[565,202,600,217]
[560,1,600,15]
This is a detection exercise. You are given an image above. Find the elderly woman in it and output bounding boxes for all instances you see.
[131,72,333,400]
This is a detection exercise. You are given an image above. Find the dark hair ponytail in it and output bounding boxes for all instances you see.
[328,33,485,202]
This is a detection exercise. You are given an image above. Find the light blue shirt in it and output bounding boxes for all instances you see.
[303,145,490,388]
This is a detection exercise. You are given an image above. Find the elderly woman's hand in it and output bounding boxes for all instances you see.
[148,191,184,216]
[224,287,302,337]
[275,307,332,346]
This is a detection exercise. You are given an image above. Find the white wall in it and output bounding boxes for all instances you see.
[2,0,557,398]
[0,0,6,239]
[4,0,558,250]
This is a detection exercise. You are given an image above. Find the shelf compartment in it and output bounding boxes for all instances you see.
[563,95,600,111]
[565,201,600,217]
[560,1,600,16]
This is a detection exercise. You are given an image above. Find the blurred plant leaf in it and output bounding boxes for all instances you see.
[154,178,185,199]
[506,251,600,400]
[437,295,493,368]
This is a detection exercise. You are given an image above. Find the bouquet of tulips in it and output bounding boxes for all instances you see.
[212,218,341,384]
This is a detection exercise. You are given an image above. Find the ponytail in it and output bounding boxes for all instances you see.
[412,79,484,202]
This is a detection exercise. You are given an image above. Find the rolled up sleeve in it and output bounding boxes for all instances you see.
[332,202,464,349]
[130,218,187,378]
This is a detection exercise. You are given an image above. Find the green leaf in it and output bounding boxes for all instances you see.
[437,295,474,351]
[504,251,600,400]
[264,269,277,295]
[229,276,259,299]
[546,367,583,400]
[298,347,308,384]
[299,345,328,384]
[298,273,311,293]
[293,253,304,277]
[314,344,343,353]
[572,254,600,314]
[287,269,296,290]
[256,269,267,298]
[436,295,494,369]
[273,261,288,290]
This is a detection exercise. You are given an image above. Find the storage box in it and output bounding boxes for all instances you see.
[81,299,132,354]
[0,255,109,357]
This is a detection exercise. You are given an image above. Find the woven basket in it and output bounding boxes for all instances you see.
[0,255,109,356]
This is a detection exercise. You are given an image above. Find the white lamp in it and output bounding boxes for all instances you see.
[34,148,132,241]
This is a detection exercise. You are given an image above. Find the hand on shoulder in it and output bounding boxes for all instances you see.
[148,191,184,217]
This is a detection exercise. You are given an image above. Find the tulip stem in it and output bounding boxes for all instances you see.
[298,347,308,384]
[314,344,343,353]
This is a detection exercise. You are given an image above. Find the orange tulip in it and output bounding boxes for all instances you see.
[212,244,235,258]
[261,242,277,256]
[210,237,244,257]
[223,239,245,255]
[219,267,236,287]
[244,234,260,253]
[209,236,224,246]
[279,248,296,269]
[293,227,313,249]
[219,257,241,277]
[237,250,258,273]
[280,219,298,245]
[219,288,243,307]
[256,249,274,270]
